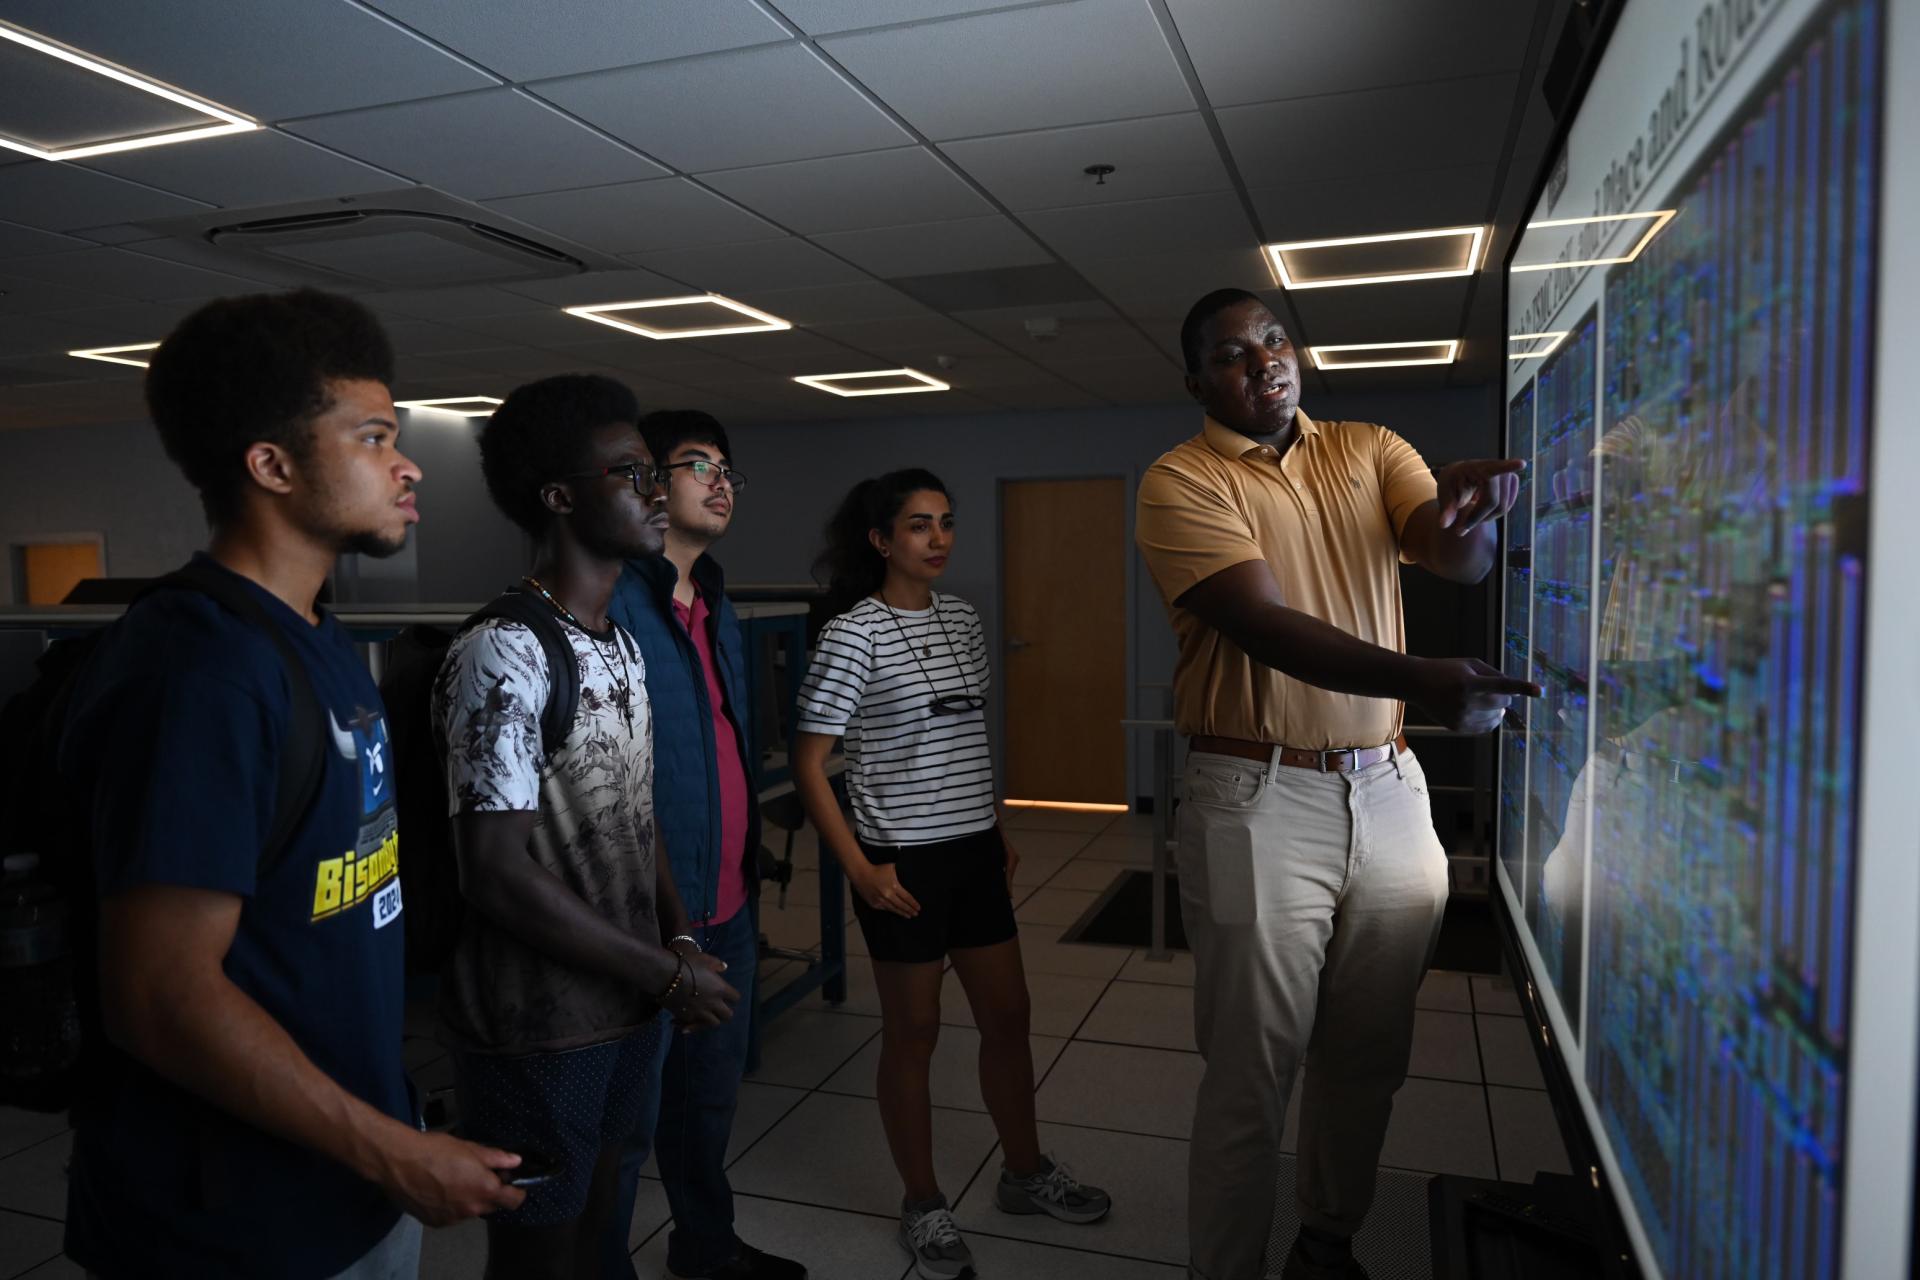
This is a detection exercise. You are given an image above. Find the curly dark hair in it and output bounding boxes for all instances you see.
[144,288,395,525]
[639,409,732,465]
[812,468,951,618]
[1179,287,1268,373]
[478,373,641,535]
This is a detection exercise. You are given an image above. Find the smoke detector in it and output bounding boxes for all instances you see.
[1024,316,1061,342]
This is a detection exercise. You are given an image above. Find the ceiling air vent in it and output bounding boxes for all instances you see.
[204,208,585,288]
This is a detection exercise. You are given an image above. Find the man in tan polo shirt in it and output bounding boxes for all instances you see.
[1136,288,1538,1280]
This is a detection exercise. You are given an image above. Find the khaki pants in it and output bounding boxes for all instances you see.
[1176,747,1450,1280]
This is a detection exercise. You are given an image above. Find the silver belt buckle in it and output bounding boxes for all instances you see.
[1319,747,1353,772]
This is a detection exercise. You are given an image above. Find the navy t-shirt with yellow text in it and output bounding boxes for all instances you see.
[57,556,412,1280]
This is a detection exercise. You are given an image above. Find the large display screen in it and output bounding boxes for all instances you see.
[1500,1,1881,1276]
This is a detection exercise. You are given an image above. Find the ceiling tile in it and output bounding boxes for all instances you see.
[437,309,631,349]
[1288,277,1471,346]
[949,299,1166,365]
[2,301,198,353]
[533,43,911,173]
[810,216,1052,277]
[701,148,989,234]
[1218,74,1518,184]
[361,285,552,320]
[1071,248,1274,308]
[496,268,687,308]
[1166,0,1535,108]
[379,316,512,357]
[364,0,790,81]
[0,272,129,316]
[820,0,1192,140]
[484,178,781,254]
[625,238,869,294]
[0,218,91,260]
[774,0,1070,35]
[939,112,1232,211]
[736,281,930,326]
[1019,191,1257,262]
[682,329,878,375]
[547,337,753,379]
[972,379,1103,410]
[0,0,497,119]
[0,248,266,301]
[74,130,406,209]
[0,163,211,232]
[1050,355,1188,404]
[1247,165,1499,243]
[285,89,666,201]
[810,314,1009,361]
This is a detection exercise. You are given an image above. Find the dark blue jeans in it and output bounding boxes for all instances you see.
[602,905,757,1278]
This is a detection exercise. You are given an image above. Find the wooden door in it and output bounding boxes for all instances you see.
[19,541,102,605]
[1001,478,1126,804]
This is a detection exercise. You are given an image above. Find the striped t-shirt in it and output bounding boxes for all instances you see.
[796,594,998,846]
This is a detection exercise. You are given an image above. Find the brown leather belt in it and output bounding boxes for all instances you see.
[1189,734,1409,774]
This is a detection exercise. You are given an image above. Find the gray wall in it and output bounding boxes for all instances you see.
[0,385,1500,794]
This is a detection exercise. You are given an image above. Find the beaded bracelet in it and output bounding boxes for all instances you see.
[658,956,688,1004]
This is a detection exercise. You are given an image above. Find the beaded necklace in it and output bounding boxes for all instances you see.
[522,575,635,730]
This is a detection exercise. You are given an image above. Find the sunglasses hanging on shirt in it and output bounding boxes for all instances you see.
[879,599,986,717]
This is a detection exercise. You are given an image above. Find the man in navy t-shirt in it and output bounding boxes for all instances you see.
[57,289,524,1279]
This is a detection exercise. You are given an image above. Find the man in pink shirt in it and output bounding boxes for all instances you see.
[604,412,804,1280]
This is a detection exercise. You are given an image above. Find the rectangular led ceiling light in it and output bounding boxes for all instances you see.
[395,396,503,418]
[68,342,159,368]
[563,295,791,340]
[1508,331,1570,360]
[1309,340,1460,370]
[0,23,257,160]
[793,368,951,398]
[1509,210,1677,272]
[1265,225,1487,289]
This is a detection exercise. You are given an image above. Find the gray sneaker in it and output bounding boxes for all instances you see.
[900,1196,973,1280]
[995,1153,1112,1224]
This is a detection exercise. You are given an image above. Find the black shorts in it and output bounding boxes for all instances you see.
[852,825,1019,964]
[449,1024,665,1227]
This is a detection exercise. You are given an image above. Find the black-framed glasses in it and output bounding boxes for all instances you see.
[565,462,671,496]
[930,693,987,716]
[663,459,747,493]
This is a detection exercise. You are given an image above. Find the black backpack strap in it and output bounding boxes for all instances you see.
[466,590,580,759]
[148,562,327,878]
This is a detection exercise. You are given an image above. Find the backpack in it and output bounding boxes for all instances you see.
[0,560,325,1112]
[379,589,579,977]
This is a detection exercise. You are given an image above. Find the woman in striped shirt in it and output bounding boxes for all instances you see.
[793,469,1110,1279]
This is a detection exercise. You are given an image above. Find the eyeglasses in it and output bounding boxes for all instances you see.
[929,693,987,716]
[565,462,671,496]
[663,459,747,492]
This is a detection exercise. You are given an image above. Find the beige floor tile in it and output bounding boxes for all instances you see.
[1076,831,1159,864]
[944,970,1111,1038]
[960,1230,1185,1278]
[1470,974,1522,1015]
[16,1253,85,1279]
[1014,924,1132,981]
[0,1130,70,1220]
[1416,969,1474,1012]
[1119,948,1195,987]
[1077,980,1196,1052]
[745,1008,880,1090]
[1044,860,1133,893]
[0,1109,68,1163]
[728,1092,999,1216]
[1376,1077,1496,1178]
[1011,854,1068,887]
[822,1028,1069,1113]
[631,1193,907,1279]
[1487,1085,1571,1182]
[1015,887,1101,927]
[0,1206,64,1278]
[952,1123,1189,1265]
[1476,1014,1545,1088]
[1034,1041,1202,1140]
[1408,1009,1481,1083]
